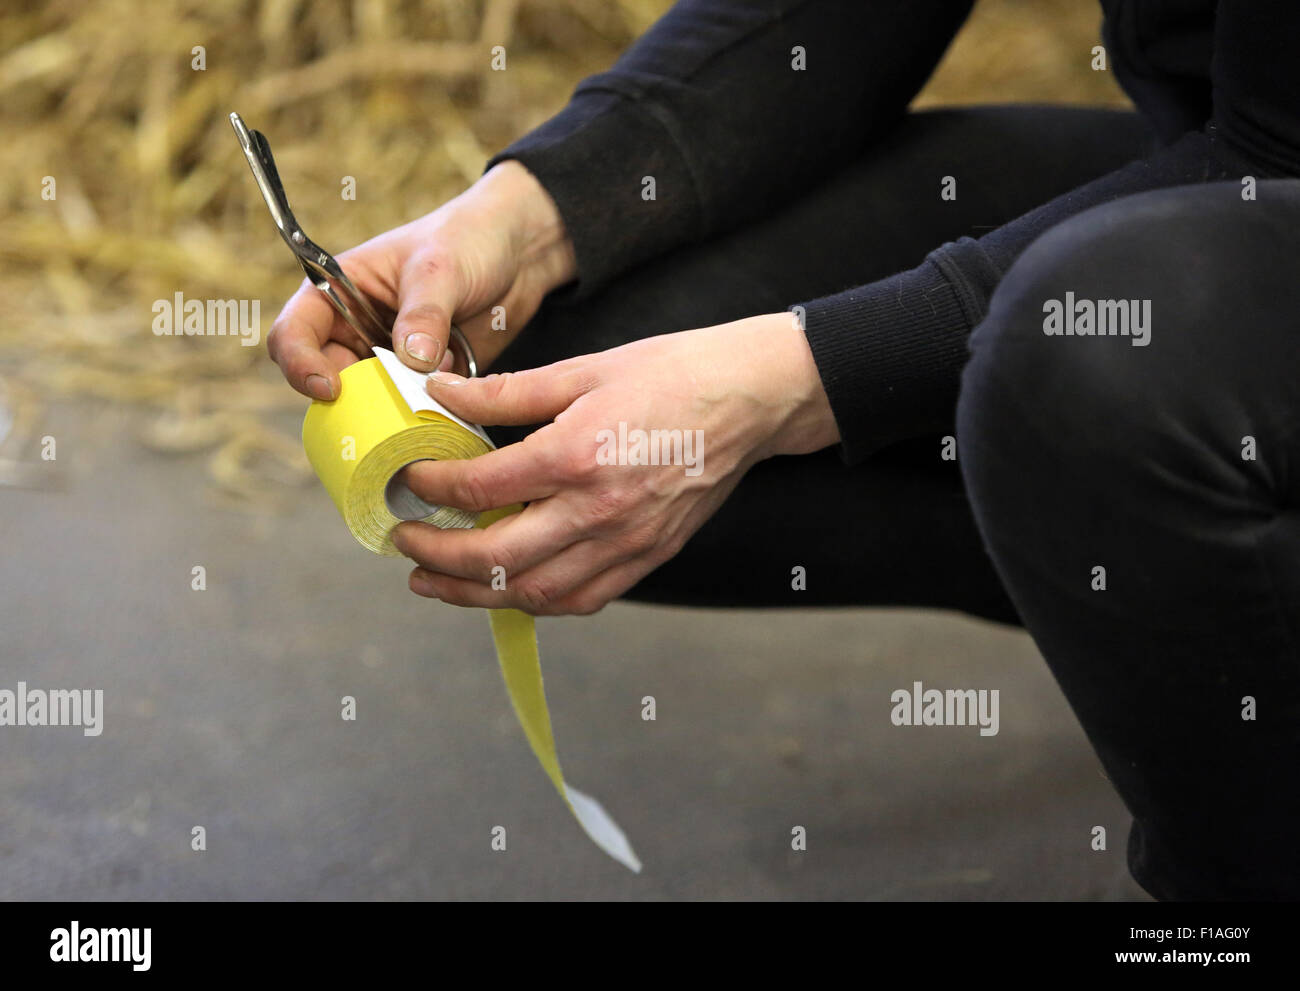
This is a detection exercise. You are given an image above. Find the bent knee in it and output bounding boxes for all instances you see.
[960,181,1300,472]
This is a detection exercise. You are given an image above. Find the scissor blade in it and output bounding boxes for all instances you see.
[229,111,297,240]
[228,110,475,374]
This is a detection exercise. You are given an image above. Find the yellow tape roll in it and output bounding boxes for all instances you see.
[302,349,640,873]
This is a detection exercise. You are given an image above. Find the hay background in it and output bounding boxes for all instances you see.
[0,0,1128,502]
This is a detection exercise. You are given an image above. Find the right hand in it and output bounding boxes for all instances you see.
[268,159,577,400]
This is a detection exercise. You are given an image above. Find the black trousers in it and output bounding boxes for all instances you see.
[490,107,1300,900]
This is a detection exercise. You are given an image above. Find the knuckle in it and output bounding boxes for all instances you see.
[452,470,493,512]
[479,538,516,582]
[336,252,369,278]
[585,485,633,528]
[516,577,555,614]
[571,370,602,398]
[555,358,601,398]
[613,523,656,556]
[478,371,514,403]
[265,319,287,361]
[555,442,597,482]
[336,249,381,287]
[400,300,449,328]
[437,587,471,608]
[567,592,608,617]
[282,349,314,379]
[664,531,688,559]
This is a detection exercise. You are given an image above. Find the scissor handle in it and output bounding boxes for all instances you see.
[230,110,479,378]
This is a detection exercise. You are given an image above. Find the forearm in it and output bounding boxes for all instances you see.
[799,122,1282,465]
[800,0,1300,466]
[488,0,974,298]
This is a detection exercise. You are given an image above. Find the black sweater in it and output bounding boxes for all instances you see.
[487,1,1300,464]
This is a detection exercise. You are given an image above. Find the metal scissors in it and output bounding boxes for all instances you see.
[229,111,477,378]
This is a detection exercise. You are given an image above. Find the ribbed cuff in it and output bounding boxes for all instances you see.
[797,251,989,466]
[486,89,705,302]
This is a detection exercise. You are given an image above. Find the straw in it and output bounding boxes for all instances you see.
[0,0,1125,503]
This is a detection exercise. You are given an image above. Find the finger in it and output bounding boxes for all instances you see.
[392,252,459,370]
[391,498,586,582]
[267,281,349,400]
[400,438,562,512]
[425,359,597,426]
[454,278,542,370]
[322,341,363,374]
[545,556,656,616]
[518,517,685,615]
[453,309,497,345]
[407,535,631,614]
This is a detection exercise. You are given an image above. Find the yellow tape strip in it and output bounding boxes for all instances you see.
[302,353,640,872]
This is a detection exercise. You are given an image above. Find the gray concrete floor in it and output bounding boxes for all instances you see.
[0,391,1148,900]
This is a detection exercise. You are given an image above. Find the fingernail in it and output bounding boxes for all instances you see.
[305,374,335,400]
[404,333,438,363]
[426,370,465,387]
[391,524,410,556]
[411,570,439,598]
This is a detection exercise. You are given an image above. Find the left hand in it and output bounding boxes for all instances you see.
[391,311,840,615]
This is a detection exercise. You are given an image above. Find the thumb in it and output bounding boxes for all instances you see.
[392,253,459,370]
[425,360,596,426]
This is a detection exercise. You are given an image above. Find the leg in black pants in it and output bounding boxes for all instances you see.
[487,106,1281,893]
[491,105,1150,623]
[958,180,1300,899]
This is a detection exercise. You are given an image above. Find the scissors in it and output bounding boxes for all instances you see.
[229,111,477,378]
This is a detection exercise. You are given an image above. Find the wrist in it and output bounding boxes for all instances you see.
[481,160,577,293]
[753,311,841,458]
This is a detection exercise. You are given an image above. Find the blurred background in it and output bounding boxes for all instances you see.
[1,0,1145,900]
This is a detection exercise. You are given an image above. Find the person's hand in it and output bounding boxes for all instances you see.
[267,160,577,400]
[391,312,841,615]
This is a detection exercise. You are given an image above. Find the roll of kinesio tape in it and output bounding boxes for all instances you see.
[302,347,641,872]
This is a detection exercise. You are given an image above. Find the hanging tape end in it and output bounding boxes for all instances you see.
[566,785,642,874]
